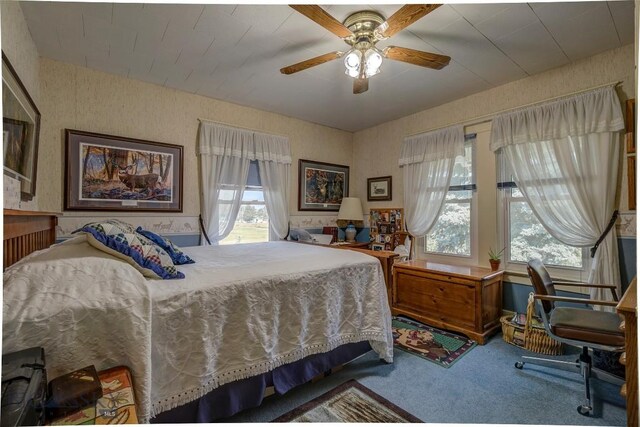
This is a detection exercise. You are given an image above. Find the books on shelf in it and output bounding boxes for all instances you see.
[322,226,338,243]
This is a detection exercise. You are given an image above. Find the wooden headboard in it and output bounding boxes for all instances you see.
[3,209,59,269]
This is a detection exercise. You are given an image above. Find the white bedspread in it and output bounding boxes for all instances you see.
[3,239,393,422]
[2,236,152,418]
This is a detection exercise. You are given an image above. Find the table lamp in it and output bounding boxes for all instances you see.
[337,197,363,242]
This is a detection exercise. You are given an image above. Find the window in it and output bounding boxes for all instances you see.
[497,151,587,275]
[424,136,476,257]
[220,161,270,245]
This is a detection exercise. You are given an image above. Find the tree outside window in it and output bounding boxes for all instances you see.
[425,139,475,257]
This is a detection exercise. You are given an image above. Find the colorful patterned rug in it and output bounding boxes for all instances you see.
[273,379,421,423]
[392,316,476,368]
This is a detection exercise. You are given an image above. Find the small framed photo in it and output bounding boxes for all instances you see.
[372,243,384,251]
[367,176,392,201]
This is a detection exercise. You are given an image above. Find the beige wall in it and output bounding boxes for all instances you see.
[3,1,635,245]
[353,44,635,209]
[352,44,635,269]
[2,0,41,211]
[36,58,352,234]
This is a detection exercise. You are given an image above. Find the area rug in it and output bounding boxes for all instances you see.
[272,379,421,423]
[392,316,476,368]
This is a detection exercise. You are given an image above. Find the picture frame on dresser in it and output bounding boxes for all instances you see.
[298,159,349,211]
[2,51,41,202]
[64,129,183,212]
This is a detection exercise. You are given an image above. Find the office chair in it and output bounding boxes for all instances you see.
[515,259,625,416]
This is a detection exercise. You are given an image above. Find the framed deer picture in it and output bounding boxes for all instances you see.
[64,129,183,212]
[298,159,349,211]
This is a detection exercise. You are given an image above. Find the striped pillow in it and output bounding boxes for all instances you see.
[136,227,195,265]
[74,219,184,280]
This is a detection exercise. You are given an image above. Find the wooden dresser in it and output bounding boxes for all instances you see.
[288,240,398,306]
[347,248,399,307]
[392,260,503,344]
[617,277,637,427]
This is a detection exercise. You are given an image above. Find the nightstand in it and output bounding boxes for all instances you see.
[330,241,370,249]
[288,240,397,306]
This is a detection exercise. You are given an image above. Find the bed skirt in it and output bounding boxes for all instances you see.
[150,341,372,422]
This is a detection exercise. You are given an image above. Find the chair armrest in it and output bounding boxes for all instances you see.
[551,281,619,301]
[534,294,619,307]
[552,281,617,289]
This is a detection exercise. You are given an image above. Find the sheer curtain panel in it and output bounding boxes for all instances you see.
[198,122,291,244]
[399,125,465,252]
[255,133,291,239]
[490,86,625,307]
[198,124,252,244]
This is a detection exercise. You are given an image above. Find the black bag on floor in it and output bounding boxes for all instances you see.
[1,347,47,426]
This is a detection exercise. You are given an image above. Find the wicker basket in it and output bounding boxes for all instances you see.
[501,292,563,355]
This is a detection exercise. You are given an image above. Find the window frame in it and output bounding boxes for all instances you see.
[219,184,272,244]
[496,157,590,282]
[423,137,478,264]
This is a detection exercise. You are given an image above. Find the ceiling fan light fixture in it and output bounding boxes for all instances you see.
[344,49,362,71]
[364,48,383,77]
[283,5,449,93]
[346,68,360,78]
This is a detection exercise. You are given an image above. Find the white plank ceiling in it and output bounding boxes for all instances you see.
[19,2,634,132]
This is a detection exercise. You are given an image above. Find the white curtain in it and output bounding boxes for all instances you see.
[255,133,291,239]
[491,86,625,307]
[198,122,291,244]
[399,125,465,244]
[198,125,252,244]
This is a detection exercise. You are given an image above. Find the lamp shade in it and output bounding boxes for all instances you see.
[337,197,363,221]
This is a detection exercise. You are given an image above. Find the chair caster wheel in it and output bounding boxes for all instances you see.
[577,405,592,416]
[515,361,524,369]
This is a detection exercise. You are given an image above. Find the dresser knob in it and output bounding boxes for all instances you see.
[620,383,627,397]
[619,352,627,366]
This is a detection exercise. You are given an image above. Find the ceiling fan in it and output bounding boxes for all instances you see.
[280,4,450,94]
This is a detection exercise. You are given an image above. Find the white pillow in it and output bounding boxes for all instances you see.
[310,234,333,245]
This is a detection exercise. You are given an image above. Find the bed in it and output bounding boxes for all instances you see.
[2,210,394,423]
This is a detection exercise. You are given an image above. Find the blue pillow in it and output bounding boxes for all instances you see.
[136,227,195,265]
[74,220,184,280]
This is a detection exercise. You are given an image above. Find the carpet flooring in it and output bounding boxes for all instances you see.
[392,316,476,367]
[223,333,626,425]
[273,379,422,423]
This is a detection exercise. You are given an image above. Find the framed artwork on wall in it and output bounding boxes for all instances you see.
[2,51,41,201]
[626,98,636,210]
[298,159,349,211]
[367,176,392,201]
[64,129,183,212]
[626,98,635,154]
